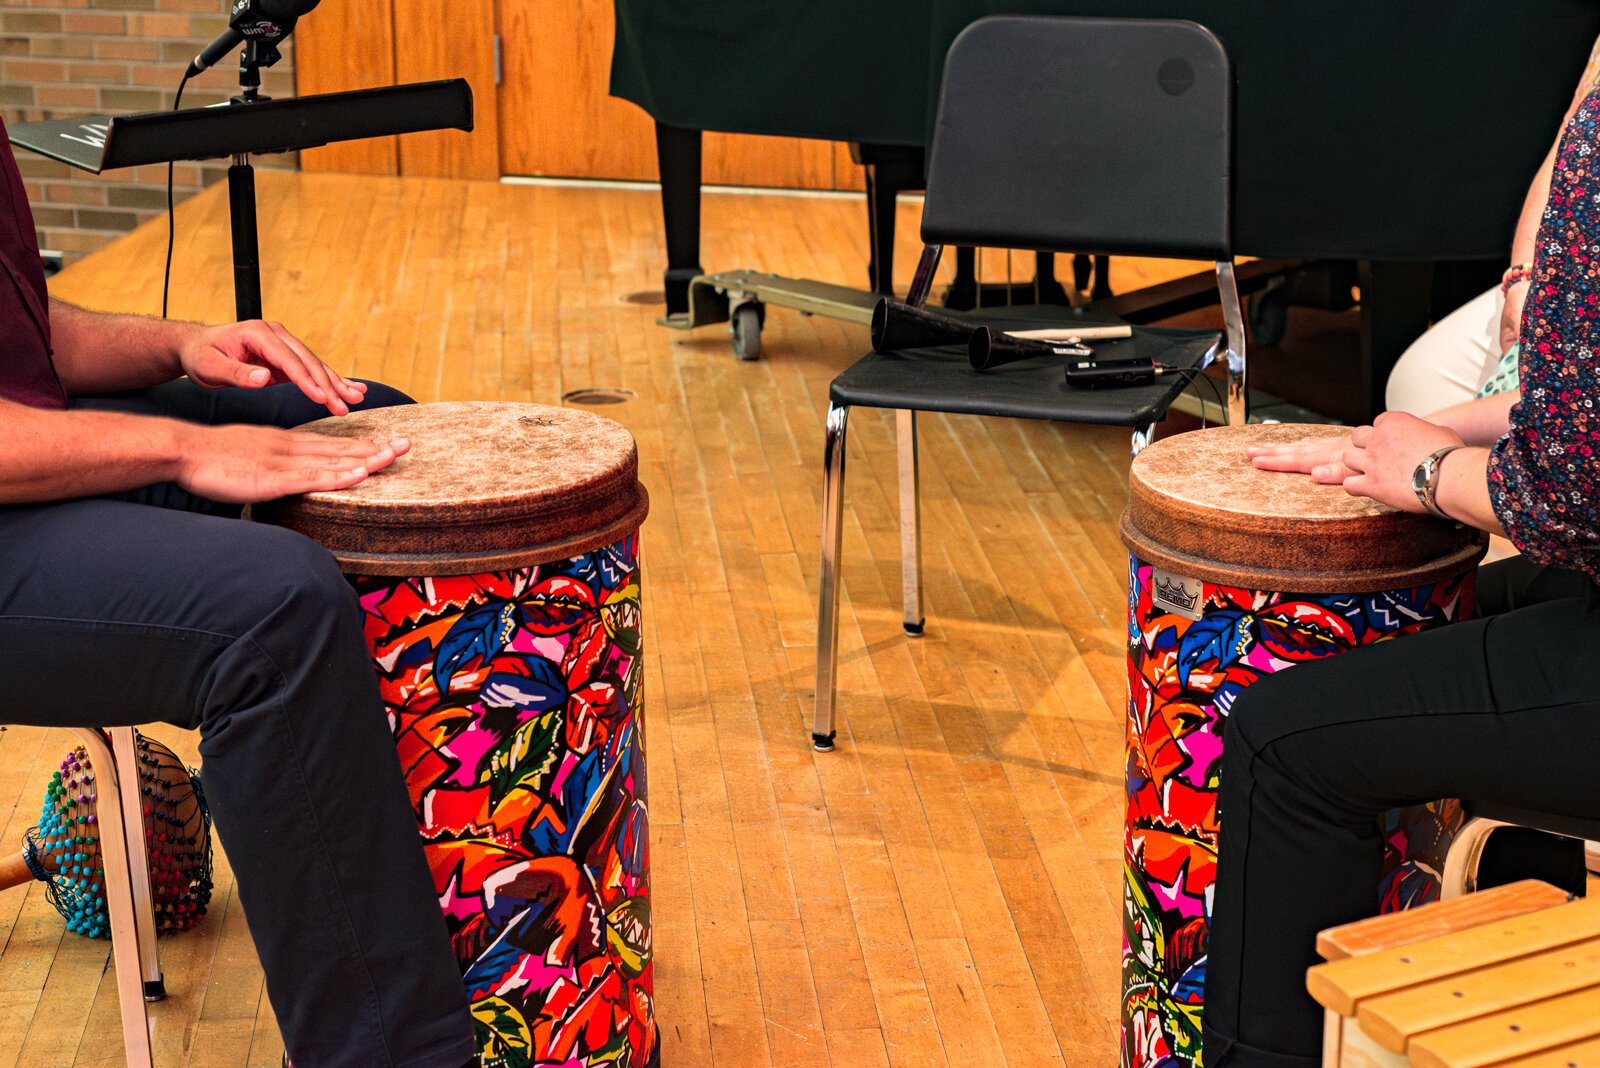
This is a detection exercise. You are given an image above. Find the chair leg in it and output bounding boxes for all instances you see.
[813,401,850,752]
[110,727,165,1000]
[1440,816,1513,899]
[1131,421,1157,459]
[72,729,154,1068]
[906,245,945,309]
[1216,260,1249,425]
[897,409,925,637]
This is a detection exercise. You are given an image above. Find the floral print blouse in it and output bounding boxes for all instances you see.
[1488,83,1600,581]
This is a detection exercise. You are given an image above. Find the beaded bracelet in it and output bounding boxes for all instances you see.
[1501,262,1534,293]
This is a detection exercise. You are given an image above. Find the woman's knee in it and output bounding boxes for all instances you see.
[1384,286,1502,414]
[1223,674,1294,769]
[1221,667,1349,795]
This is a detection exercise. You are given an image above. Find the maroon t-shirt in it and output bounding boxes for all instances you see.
[0,116,66,410]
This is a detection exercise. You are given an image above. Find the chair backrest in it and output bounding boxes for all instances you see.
[921,16,1232,261]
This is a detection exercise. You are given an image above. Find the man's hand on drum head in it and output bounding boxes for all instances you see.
[1246,434,1354,484]
[178,321,367,416]
[173,424,410,504]
[1338,412,1464,512]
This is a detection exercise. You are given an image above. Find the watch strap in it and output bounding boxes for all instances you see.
[1413,445,1466,520]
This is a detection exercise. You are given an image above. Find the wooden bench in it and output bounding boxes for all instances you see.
[1308,880,1600,1068]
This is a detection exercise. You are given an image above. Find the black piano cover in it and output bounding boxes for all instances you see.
[609,1,1600,262]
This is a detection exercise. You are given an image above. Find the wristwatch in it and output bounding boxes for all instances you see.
[1411,445,1466,520]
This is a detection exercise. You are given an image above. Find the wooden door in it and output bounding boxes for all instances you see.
[296,0,400,175]
[394,0,500,179]
[294,0,498,179]
[498,0,656,180]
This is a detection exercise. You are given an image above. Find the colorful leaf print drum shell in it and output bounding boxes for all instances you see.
[259,402,657,1068]
[1118,424,1486,1068]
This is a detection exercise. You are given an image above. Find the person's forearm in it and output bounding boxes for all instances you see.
[1433,448,1506,537]
[1425,390,1519,447]
[0,395,193,502]
[47,297,207,395]
[1511,150,1559,269]
[1509,55,1596,268]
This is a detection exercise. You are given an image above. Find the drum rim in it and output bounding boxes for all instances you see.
[268,485,650,576]
[1120,510,1487,593]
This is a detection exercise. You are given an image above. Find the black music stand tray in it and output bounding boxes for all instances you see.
[9,80,474,320]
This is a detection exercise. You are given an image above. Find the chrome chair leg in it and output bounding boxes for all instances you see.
[72,728,155,1068]
[813,401,851,752]
[1131,421,1157,459]
[110,726,165,1000]
[1216,260,1248,426]
[1440,816,1513,899]
[897,409,925,636]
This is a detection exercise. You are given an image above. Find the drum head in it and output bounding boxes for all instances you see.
[256,402,650,575]
[1121,424,1486,591]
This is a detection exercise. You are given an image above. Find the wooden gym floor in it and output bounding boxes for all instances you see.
[0,171,1205,1066]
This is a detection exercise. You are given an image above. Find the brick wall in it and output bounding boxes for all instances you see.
[1,0,298,262]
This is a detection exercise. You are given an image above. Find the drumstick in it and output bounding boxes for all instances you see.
[1005,325,1133,342]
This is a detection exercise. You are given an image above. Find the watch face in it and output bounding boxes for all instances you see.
[1412,457,1433,495]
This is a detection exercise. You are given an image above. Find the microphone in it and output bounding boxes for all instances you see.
[187,0,322,78]
[187,27,245,78]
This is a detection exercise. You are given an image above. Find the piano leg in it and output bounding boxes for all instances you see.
[947,247,979,309]
[946,248,1070,309]
[1033,252,1072,305]
[654,122,703,318]
[1071,254,1112,300]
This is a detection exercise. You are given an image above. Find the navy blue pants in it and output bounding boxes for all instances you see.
[0,381,474,1068]
[1203,557,1595,1067]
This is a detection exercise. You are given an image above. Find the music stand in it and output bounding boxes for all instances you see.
[8,79,474,320]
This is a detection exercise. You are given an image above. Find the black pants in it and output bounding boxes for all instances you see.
[1203,557,1598,1067]
[0,381,474,1068]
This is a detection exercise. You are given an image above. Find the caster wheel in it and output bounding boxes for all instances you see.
[732,302,764,361]
[1248,287,1289,346]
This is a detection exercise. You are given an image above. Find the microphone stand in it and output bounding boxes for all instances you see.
[225,39,278,322]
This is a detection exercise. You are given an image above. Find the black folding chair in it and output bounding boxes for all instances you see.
[812,16,1245,750]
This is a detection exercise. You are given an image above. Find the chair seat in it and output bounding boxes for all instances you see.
[829,324,1220,426]
[1468,801,1600,844]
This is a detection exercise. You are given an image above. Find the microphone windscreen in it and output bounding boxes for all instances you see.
[259,0,321,20]
[871,299,976,354]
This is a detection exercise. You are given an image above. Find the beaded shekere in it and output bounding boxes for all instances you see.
[23,732,214,939]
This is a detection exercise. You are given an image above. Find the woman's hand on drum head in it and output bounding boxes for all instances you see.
[173,424,410,504]
[1246,434,1354,484]
[177,321,367,416]
[1338,412,1464,512]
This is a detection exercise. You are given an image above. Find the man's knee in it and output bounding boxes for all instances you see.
[226,523,355,628]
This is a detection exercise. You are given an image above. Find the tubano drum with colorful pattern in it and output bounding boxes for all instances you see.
[1117,423,1486,1068]
[260,402,656,1068]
